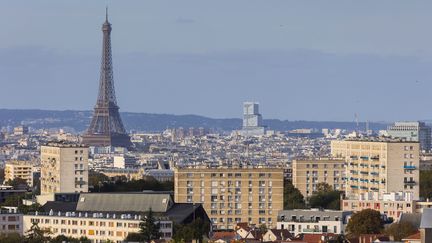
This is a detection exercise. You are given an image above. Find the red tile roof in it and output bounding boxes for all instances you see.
[403,231,421,240]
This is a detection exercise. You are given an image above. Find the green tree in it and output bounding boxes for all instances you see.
[316,182,333,192]
[172,224,194,243]
[346,209,384,236]
[25,221,51,243]
[18,203,43,214]
[283,180,306,209]
[0,233,25,243]
[172,218,210,243]
[90,176,173,193]
[0,168,5,184]
[308,183,341,210]
[1,194,24,207]
[50,235,91,243]
[139,208,161,241]
[385,222,417,241]
[258,224,268,242]
[5,177,28,189]
[420,170,432,200]
[125,232,146,242]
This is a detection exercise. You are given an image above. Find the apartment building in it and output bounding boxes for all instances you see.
[23,212,171,242]
[342,192,415,220]
[0,208,23,235]
[277,209,352,236]
[174,166,284,230]
[387,121,431,152]
[4,161,34,187]
[292,158,345,198]
[40,142,89,194]
[331,139,420,200]
[29,192,210,242]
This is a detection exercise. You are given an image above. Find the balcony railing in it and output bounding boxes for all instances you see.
[404,165,416,170]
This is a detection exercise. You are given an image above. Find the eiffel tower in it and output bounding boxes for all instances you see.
[82,10,132,148]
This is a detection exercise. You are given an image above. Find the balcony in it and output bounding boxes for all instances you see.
[404,180,416,185]
[404,165,416,170]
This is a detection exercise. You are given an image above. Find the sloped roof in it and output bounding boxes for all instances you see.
[165,203,202,223]
[402,231,420,240]
[301,233,337,243]
[211,231,236,241]
[75,192,173,213]
[268,229,293,240]
[399,213,422,228]
[42,201,77,212]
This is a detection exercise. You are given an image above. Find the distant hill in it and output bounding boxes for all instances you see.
[0,109,388,133]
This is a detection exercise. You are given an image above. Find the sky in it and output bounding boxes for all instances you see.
[1,1,432,121]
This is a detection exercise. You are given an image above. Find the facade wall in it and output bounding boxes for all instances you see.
[174,167,283,230]
[23,214,172,242]
[5,161,33,187]
[276,209,350,236]
[277,220,343,236]
[0,212,23,235]
[41,144,89,195]
[387,121,431,151]
[292,159,345,198]
[331,140,420,200]
[342,199,415,220]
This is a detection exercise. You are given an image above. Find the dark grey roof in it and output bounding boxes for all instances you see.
[75,193,173,213]
[42,201,78,212]
[165,203,200,223]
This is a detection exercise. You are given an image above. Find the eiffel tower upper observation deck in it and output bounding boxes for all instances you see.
[82,10,132,148]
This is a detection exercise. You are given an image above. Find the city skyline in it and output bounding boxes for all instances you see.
[1,1,432,121]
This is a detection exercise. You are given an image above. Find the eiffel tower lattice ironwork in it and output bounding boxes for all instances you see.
[82,10,132,148]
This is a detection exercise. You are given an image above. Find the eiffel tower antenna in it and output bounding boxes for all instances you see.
[82,10,132,148]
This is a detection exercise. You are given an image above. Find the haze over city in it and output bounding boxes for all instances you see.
[1,1,432,121]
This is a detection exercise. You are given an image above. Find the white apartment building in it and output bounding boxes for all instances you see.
[277,209,352,236]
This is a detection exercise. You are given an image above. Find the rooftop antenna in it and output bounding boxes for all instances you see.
[105,6,108,22]
[354,113,359,135]
[366,120,370,135]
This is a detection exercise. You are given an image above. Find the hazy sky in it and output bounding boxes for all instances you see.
[1,1,432,121]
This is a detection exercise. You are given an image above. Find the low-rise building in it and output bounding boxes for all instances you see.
[342,192,415,220]
[24,211,171,241]
[276,209,352,236]
[30,192,210,242]
[0,207,23,235]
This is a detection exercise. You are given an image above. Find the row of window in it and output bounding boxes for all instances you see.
[186,172,274,178]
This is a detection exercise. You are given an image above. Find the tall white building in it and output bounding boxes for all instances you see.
[40,142,89,195]
[240,102,265,136]
[387,121,431,152]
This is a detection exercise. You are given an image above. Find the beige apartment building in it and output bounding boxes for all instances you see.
[174,166,284,230]
[40,142,89,195]
[4,161,34,187]
[292,158,345,198]
[331,139,420,200]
